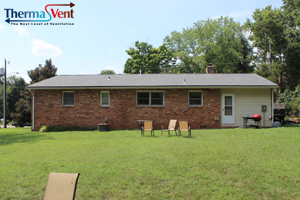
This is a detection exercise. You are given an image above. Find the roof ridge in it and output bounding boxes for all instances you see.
[55,73,258,76]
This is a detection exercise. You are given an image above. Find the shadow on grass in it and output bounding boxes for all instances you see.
[142,134,195,138]
[179,136,195,138]
[283,124,300,128]
[0,132,54,146]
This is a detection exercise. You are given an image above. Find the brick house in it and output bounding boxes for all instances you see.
[27,68,277,131]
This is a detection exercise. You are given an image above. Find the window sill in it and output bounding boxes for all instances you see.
[100,105,110,108]
[188,105,203,108]
[136,105,164,108]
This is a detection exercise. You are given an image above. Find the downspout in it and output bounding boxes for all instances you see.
[271,89,274,125]
[30,89,35,131]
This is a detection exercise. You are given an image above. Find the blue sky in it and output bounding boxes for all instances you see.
[0,0,283,83]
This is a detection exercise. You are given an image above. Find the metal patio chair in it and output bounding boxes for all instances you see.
[141,121,154,137]
[178,121,191,137]
[161,119,177,136]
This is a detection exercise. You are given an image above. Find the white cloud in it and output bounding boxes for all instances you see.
[31,39,63,56]
[109,48,118,52]
[13,25,29,37]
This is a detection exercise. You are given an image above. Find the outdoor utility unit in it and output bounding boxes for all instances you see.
[261,105,267,112]
[98,123,109,131]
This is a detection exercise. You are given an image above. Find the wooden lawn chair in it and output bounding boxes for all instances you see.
[141,121,154,137]
[161,119,177,136]
[178,121,191,137]
[44,172,80,200]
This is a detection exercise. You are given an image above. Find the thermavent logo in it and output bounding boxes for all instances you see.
[4,2,75,26]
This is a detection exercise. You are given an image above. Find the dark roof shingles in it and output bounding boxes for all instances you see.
[27,74,278,89]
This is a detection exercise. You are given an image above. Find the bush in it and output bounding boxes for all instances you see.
[277,85,300,117]
[42,125,97,132]
[289,96,300,117]
[39,126,47,132]
[2,120,10,125]
[11,90,31,127]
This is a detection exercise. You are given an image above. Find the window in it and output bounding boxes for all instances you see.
[62,92,75,106]
[224,96,232,115]
[101,91,110,106]
[137,91,164,106]
[189,91,202,106]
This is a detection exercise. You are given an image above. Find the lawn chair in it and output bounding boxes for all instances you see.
[178,121,191,137]
[44,172,80,200]
[161,119,177,136]
[141,121,154,137]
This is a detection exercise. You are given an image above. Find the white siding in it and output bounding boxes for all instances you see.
[221,88,273,127]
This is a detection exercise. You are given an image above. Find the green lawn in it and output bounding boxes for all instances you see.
[0,127,300,199]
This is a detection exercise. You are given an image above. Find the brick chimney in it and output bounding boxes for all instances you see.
[206,63,215,74]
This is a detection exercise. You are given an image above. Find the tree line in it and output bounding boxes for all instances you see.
[1,59,57,126]
[3,60,115,126]
[2,0,300,126]
[124,17,253,75]
[123,0,300,117]
[124,1,300,91]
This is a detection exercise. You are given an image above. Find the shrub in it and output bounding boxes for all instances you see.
[277,85,300,117]
[11,90,31,127]
[39,126,47,132]
[43,125,97,132]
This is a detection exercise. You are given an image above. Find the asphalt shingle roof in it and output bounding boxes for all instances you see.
[26,73,278,89]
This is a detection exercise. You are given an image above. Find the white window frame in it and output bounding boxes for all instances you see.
[62,91,75,106]
[100,91,110,106]
[188,90,203,107]
[136,91,164,106]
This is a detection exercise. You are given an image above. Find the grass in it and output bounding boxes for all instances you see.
[0,127,300,199]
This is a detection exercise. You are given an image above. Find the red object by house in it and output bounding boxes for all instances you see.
[252,114,262,122]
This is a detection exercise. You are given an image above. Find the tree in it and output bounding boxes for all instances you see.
[245,6,287,93]
[282,0,300,33]
[7,75,27,115]
[164,16,253,73]
[282,0,300,90]
[100,69,116,74]
[11,90,31,127]
[164,29,201,73]
[245,6,287,58]
[245,2,300,92]
[284,42,300,90]
[27,58,57,84]
[289,96,300,117]
[277,84,300,117]
[124,41,176,74]
[12,59,57,126]
[0,75,27,119]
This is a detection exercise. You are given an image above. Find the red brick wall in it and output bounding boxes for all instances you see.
[31,89,221,131]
